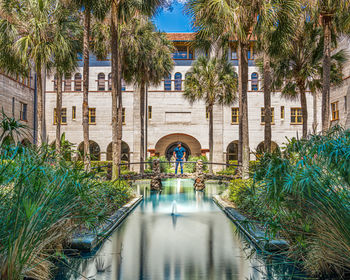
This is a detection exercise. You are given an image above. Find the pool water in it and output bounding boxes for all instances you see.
[56,179,307,280]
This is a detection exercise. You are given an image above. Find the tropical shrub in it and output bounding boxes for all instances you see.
[0,145,133,279]
[146,156,172,173]
[250,127,350,276]
[183,155,208,173]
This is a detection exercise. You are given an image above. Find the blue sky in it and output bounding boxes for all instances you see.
[153,1,193,32]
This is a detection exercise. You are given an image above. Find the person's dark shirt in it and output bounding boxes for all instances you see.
[174,147,185,160]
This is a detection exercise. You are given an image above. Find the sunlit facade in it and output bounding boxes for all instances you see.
[44,33,320,169]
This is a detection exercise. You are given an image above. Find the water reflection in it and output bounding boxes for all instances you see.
[57,179,308,280]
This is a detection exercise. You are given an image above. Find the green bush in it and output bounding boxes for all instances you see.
[0,145,133,279]
[217,169,236,176]
[251,127,350,276]
[146,156,172,173]
[98,180,133,209]
[183,155,208,173]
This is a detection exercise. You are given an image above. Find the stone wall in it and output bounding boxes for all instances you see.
[44,55,320,171]
[330,36,350,129]
[0,73,35,142]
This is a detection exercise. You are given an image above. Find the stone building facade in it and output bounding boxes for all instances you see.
[0,72,35,143]
[330,36,350,129]
[44,33,321,169]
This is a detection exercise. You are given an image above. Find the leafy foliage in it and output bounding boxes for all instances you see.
[0,114,133,280]
[230,127,350,276]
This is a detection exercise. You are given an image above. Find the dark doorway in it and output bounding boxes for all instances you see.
[165,142,191,161]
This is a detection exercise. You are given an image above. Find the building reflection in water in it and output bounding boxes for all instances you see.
[59,179,306,280]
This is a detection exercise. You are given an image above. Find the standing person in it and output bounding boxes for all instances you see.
[173,142,186,174]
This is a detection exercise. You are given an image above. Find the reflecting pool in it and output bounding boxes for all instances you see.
[56,179,307,280]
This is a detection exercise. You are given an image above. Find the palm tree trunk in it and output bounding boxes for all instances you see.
[111,4,122,179]
[140,82,145,174]
[263,52,272,153]
[83,8,91,171]
[208,104,214,174]
[36,65,43,146]
[145,85,148,161]
[322,15,332,133]
[55,74,62,154]
[312,92,318,134]
[299,83,308,138]
[238,41,250,179]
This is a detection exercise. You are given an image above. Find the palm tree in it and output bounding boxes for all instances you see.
[305,0,350,132]
[187,0,281,178]
[0,0,65,146]
[122,18,174,174]
[68,0,108,171]
[53,8,82,154]
[270,14,346,138]
[109,0,162,179]
[254,0,299,152]
[184,56,237,173]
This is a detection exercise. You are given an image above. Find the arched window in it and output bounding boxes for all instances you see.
[251,72,259,91]
[64,74,71,91]
[97,73,105,91]
[74,73,82,91]
[174,72,182,91]
[108,73,112,90]
[164,74,171,91]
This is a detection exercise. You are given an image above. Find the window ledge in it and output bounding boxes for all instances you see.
[290,123,303,125]
[231,122,239,125]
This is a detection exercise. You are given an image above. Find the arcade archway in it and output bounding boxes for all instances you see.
[256,141,279,155]
[106,141,130,162]
[165,142,191,161]
[226,141,238,163]
[78,140,101,161]
[155,133,201,160]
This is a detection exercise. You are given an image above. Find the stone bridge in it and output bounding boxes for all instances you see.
[119,160,238,191]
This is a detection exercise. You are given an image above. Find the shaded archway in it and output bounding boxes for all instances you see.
[165,142,190,161]
[106,141,130,162]
[226,141,238,163]
[256,141,279,156]
[155,133,201,159]
[78,140,101,161]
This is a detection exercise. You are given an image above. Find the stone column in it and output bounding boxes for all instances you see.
[194,160,205,191]
[213,104,224,172]
[150,159,162,191]
[132,85,141,172]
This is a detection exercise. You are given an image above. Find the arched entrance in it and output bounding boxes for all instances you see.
[165,142,191,161]
[155,133,201,159]
[256,141,279,156]
[106,141,130,162]
[226,141,238,162]
[78,140,101,161]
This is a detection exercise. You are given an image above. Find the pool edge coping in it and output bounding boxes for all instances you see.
[213,195,289,252]
[69,195,143,252]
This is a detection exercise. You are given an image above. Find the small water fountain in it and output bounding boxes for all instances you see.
[176,178,181,193]
[171,200,178,216]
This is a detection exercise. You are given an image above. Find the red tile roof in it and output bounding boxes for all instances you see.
[166,33,195,41]
[165,32,258,42]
